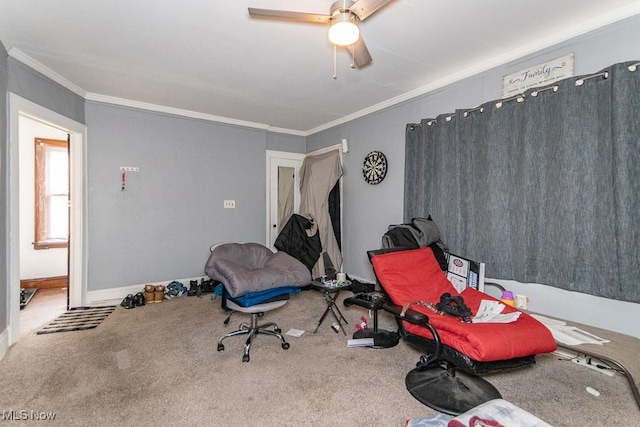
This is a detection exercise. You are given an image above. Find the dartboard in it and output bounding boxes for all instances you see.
[362,151,388,185]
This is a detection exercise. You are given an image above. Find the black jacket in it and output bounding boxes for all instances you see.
[274,214,322,273]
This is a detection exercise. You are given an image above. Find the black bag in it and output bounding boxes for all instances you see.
[436,293,472,323]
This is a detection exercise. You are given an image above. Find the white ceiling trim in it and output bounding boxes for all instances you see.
[84,92,306,136]
[306,2,640,135]
[9,47,306,136]
[9,48,86,97]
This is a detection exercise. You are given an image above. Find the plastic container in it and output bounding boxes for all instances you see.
[500,290,516,307]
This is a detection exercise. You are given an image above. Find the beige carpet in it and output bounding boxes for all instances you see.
[1,290,637,426]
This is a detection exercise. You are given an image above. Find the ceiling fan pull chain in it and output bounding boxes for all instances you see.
[351,46,356,69]
[333,44,338,80]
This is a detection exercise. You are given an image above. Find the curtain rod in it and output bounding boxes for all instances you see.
[531,85,559,97]
[413,64,631,126]
[495,94,525,109]
[575,71,608,86]
[463,106,484,117]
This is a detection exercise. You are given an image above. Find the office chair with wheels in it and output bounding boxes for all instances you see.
[205,242,311,362]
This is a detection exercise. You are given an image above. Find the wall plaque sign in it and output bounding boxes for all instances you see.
[502,53,574,97]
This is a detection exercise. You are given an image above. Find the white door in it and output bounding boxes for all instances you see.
[266,151,304,250]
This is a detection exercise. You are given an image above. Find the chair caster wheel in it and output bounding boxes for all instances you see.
[274,328,282,333]
[217,343,224,351]
[242,355,250,362]
[282,342,290,350]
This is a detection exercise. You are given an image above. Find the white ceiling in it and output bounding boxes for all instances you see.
[1,0,639,135]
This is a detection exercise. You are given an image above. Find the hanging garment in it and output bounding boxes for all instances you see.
[299,149,343,279]
[274,214,322,273]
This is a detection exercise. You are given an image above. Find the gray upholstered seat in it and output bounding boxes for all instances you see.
[205,242,311,362]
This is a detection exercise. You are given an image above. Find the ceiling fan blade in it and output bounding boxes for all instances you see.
[347,35,373,68]
[248,8,331,24]
[348,0,393,21]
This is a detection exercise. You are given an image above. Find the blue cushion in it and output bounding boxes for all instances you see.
[214,284,301,307]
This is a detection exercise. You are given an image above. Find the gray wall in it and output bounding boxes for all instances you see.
[309,14,640,283]
[85,102,269,290]
[266,132,306,153]
[8,58,84,125]
[0,42,9,332]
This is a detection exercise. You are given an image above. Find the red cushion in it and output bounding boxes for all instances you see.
[371,247,557,362]
[371,247,458,306]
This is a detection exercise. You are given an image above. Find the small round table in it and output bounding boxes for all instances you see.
[343,292,400,348]
[310,280,351,335]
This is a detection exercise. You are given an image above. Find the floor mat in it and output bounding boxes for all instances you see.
[36,306,116,335]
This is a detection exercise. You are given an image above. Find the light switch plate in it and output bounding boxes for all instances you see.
[223,200,235,209]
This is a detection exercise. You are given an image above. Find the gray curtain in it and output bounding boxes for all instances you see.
[405,61,639,303]
[299,149,343,279]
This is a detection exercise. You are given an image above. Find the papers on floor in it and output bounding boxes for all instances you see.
[472,300,521,323]
[347,338,374,348]
[530,314,610,346]
[285,328,305,337]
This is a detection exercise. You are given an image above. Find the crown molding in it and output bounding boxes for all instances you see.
[9,48,86,97]
[84,93,307,136]
[9,48,305,136]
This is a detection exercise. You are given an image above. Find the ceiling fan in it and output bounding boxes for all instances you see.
[248,0,393,70]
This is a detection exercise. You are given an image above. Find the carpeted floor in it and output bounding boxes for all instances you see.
[0,290,637,426]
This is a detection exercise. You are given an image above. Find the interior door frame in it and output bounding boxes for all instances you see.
[265,150,304,249]
[7,94,87,345]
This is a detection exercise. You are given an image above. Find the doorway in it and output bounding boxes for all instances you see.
[18,118,69,336]
[266,145,344,275]
[266,150,304,249]
[7,94,87,345]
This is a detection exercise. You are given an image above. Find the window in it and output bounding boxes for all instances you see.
[34,137,69,250]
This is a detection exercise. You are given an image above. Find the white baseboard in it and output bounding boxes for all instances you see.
[0,328,9,362]
[86,276,208,306]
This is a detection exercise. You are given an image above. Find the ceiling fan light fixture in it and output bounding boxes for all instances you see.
[328,13,359,46]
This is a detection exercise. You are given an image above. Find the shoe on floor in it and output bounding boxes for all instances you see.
[120,294,136,309]
[166,281,187,298]
[133,292,146,306]
[144,284,155,303]
[187,279,199,296]
[154,285,165,303]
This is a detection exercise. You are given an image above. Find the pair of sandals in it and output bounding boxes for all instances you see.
[120,292,145,309]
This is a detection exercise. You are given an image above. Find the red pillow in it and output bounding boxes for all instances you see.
[371,247,457,306]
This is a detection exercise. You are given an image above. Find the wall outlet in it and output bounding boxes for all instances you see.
[119,166,139,172]
[223,200,235,209]
[515,294,528,310]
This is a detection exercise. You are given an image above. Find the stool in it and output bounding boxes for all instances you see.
[310,280,351,335]
[344,292,400,348]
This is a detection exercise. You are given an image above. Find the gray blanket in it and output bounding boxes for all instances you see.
[205,242,311,298]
